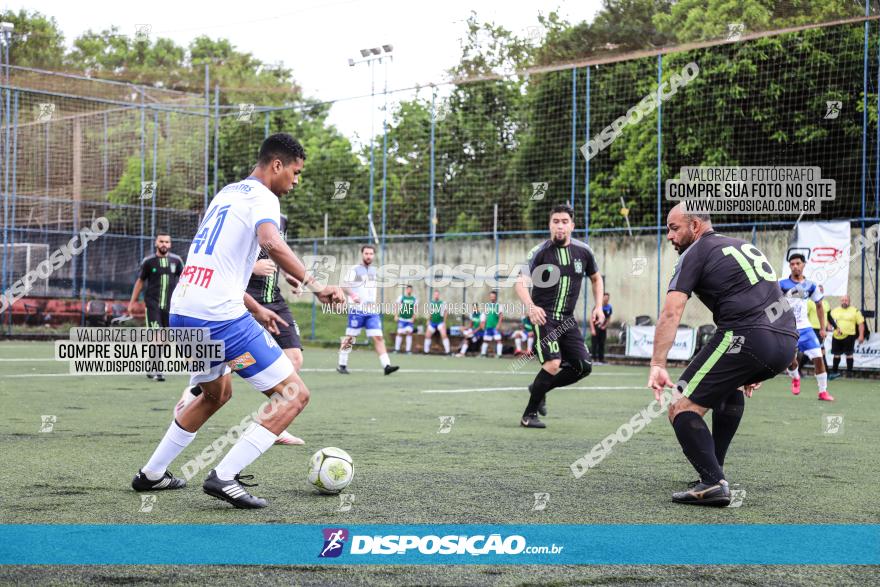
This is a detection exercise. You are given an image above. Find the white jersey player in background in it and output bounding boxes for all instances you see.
[337,245,399,375]
[779,253,834,401]
[131,134,344,508]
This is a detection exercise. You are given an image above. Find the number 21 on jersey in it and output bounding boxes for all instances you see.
[722,243,777,284]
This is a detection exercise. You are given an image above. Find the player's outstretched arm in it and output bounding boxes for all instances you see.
[253,258,277,277]
[256,223,343,304]
[589,272,605,326]
[514,273,545,325]
[648,291,688,399]
[243,292,287,335]
[127,278,144,315]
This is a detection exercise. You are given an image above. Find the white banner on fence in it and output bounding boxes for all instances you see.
[782,221,851,296]
[625,325,696,361]
[823,332,880,369]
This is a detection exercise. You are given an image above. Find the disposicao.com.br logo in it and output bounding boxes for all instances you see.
[319,528,563,557]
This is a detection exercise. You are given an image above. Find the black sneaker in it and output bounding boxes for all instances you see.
[155,373,166,382]
[672,480,731,507]
[202,469,268,509]
[146,373,155,380]
[520,413,546,428]
[384,365,400,375]
[131,469,186,491]
[337,365,350,374]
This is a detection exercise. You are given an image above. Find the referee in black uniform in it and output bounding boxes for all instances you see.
[515,203,606,428]
[128,233,183,382]
[648,204,797,506]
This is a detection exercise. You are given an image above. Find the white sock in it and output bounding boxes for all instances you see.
[142,421,197,480]
[339,348,350,367]
[481,342,488,355]
[496,341,502,356]
[785,367,800,381]
[215,424,277,481]
[515,338,522,352]
[424,337,431,353]
[442,338,450,353]
[406,335,412,352]
[460,341,467,354]
[527,338,534,353]
[395,334,402,351]
[816,372,828,393]
[379,352,391,367]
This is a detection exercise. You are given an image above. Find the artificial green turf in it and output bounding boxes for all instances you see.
[1,341,878,584]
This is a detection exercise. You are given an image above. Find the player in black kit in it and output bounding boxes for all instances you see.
[515,204,606,428]
[648,204,797,506]
[128,233,183,382]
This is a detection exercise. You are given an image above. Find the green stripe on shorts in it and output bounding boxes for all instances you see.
[684,330,732,397]
[534,322,544,363]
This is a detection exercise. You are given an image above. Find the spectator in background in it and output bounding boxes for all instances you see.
[830,294,865,376]
[590,292,612,364]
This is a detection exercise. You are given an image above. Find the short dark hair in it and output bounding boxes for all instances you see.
[490,290,498,296]
[258,133,306,167]
[361,244,375,253]
[788,253,806,263]
[550,203,575,220]
[156,232,170,239]
[405,284,413,290]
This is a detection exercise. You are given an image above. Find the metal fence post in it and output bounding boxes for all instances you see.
[656,54,663,319]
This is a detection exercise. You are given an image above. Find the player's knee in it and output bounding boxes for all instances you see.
[204,386,232,406]
[543,359,562,375]
[576,358,592,379]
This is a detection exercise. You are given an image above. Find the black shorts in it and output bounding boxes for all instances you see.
[144,303,169,328]
[263,301,302,350]
[678,328,797,409]
[533,316,590,365]
[831,335,856,356]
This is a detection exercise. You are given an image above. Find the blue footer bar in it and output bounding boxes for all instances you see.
[0,525,877,565]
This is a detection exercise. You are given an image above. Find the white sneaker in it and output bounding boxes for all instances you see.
[173,385,200,419]
[275,431,305,445]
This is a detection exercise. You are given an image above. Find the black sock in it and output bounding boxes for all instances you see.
[672,412,724,485]
[832,357,840,372]
[191,385,203,397]
[524,370,554,415]
[712,390,744,469]
[547,366,583,391]
[846,357,854,372]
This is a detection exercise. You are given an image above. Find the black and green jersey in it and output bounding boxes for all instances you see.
[485,302,501,328]
[246,215,288,304]
[429,300,445,323]
[521,316,534,332]
[139,253,183,310]
[523,238,599,319]
[398,294,417,320]
[471,311,483,329]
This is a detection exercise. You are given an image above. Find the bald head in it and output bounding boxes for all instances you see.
[666,203,713,254]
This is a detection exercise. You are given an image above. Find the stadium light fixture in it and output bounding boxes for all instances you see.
[370,47,382,55]
[360,49,371,58]
[382,44,393,53]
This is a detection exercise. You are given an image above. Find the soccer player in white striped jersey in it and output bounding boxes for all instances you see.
[131,134,344,508]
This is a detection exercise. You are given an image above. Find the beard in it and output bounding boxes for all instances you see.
[552,234,567,246]
[157,246,169,255]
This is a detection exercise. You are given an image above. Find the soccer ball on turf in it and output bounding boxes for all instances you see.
[307,447,354,494]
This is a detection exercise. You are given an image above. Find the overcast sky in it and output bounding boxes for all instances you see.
[13,0,604,144]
